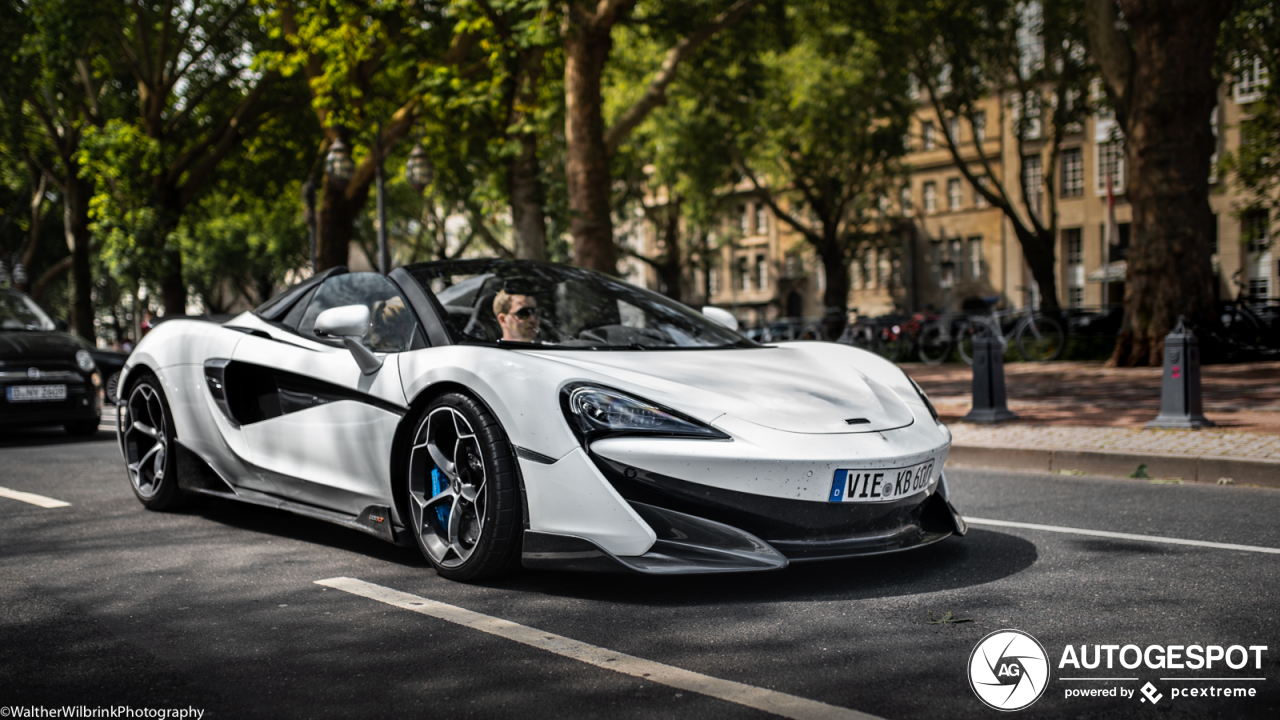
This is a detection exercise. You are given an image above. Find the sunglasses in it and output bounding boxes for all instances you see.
[513,306,539,319]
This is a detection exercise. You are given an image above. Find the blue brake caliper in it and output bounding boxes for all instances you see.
[430,467,450,527]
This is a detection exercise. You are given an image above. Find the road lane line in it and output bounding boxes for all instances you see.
[966,517,1280,555]
[317,577,882,720]
[0,486,70,508]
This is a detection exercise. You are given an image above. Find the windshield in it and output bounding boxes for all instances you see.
[407,260,757,350]
[0,290,57,331]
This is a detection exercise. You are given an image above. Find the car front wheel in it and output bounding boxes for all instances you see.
[121,372,187,510]
[406,393,522,581]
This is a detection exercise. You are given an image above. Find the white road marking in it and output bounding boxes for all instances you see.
[317,577,882,720]
[0,486,71,508]
[966,517,1280,555]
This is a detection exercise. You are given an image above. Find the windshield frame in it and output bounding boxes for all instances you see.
[0,289,57,332]
[404,259,760,351]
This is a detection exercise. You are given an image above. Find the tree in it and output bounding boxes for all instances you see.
[735,4,912,334]
[1,0,121,339]
[1086,0,1236,365]
[76,0,290,315]
[270,0,475,272]
[902,0,1094,314]
[562,0,761,273]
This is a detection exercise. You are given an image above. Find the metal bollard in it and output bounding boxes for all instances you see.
[962,325,1018,423]
[1147,316,1215,429]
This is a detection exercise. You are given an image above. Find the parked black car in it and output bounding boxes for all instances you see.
[0,288,102,435]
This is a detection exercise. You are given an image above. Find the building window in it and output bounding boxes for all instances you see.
[864,248,877,289]
[1022,154,1044,218]
[922,121,936,150]
[968,236,984,279]
[923,181,937,213]
[1063,227,1084,307]
[974,176,990,208]
[1018,91,1042,140]
[900,185,913,215]
[948,239,964,279]
[972,111,986,144]
[755,205,768,236]
[1234,55,1270,104]
[709,265,720,296]
[756,253,768,291]
[1060,147,1084,197]
[947,178,962,211]
[739,205,750,236]
[1243,209,1273,300]
[1096,140,1125,195]
[946,117,960,145]
[737,256,750,292]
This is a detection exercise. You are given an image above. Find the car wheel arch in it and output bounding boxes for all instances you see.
[389,381,531,539]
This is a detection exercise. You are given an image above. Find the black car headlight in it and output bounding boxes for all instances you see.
[560,383,729,443]
[75,349,96,373]
[906,375,939,422]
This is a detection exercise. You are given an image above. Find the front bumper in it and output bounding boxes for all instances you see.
[520,416,965,574]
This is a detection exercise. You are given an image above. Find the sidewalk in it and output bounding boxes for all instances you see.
[903,361,1280,488]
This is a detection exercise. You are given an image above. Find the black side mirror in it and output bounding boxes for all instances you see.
[55,320,69,332]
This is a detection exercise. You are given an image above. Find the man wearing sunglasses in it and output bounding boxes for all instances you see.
[493,289,541,342]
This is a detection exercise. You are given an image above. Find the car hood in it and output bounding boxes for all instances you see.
[0,331,86,362]
[520,346,915,434]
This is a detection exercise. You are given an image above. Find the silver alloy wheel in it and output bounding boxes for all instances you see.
[408,406,488,568]
[123,382,168,499]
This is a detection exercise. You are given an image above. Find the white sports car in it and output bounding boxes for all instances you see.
[118,259,965,581]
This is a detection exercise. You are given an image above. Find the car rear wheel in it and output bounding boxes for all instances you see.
[406,393,522,581]
[121,372,187,510]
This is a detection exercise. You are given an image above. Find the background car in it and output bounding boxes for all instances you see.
[0,288,102,435]
[117,260,964,581]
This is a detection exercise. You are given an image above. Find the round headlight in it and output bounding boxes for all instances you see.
[75,349,96,373]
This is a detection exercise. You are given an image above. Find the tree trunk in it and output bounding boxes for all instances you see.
[818,241,850,338]
[1088,0,1233,365]
[508,131,547,261]
[565,16,618,274]
[316,176,368,271]
[1016,226,1061,313]
[63,174,96,342]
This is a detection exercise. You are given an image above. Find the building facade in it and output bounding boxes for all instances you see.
[641,72,1276,328]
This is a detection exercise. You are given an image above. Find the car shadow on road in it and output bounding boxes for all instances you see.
[488,528,1037,605]
[0,427,117,449]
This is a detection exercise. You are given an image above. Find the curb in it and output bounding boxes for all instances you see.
[946,444,1280,489]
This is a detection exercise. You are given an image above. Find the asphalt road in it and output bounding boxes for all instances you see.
[2,426,1277,720]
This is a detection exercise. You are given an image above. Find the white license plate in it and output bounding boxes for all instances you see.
[828,460,935,503]
[7,385,68,402]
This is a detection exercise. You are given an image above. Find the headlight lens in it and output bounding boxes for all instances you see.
[75,349,96,373]
[906,375,939,422]
[561,384,729,442]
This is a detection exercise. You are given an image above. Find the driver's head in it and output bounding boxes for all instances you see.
[494,290,539,342]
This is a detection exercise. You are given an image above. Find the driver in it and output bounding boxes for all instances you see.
[493,290,540,342]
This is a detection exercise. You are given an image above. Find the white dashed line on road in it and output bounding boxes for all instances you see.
[317,577,883,720]
[966,517,1280,555]
[0,486,71,508]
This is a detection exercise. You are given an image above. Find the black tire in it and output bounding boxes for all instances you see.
[1016,315,1066,362]
[121,372,188,510]
[405,392,522,582]
[917,323,952,365]
[65,418,101,437]
[104,371,121,404]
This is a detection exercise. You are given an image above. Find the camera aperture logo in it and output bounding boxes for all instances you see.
[969,629,1051,711]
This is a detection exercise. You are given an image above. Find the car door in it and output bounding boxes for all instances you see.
[226,272,420,516]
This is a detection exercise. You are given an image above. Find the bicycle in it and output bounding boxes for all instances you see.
[1213,270,1280,358]
[955,298,1066,364]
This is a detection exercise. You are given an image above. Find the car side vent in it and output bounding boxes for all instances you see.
[844,418,870,425]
